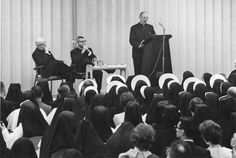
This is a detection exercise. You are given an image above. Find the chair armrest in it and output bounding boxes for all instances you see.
[70,64,76,67]
[33,65,44,70]
[33,65,44,75]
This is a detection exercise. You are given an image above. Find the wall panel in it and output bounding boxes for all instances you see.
[1,0,12,90]
[22,0,33,88]
[1,0,235,92]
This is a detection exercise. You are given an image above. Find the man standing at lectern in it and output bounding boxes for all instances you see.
[129,11,156,75]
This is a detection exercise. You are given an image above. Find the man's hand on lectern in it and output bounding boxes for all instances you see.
[138,40,145,48]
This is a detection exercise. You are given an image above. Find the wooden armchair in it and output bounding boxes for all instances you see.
[33,64,86,91]
[33,65,64,91]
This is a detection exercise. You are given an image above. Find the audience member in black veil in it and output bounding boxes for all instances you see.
[150,104,179,157]
[90,94,105,109]
[193,104,209,127]
[62,148,84,158]
[0,82,17,125]
[218,88,236,147]
[124,101,143,127]
[78,86,98,121]
[116,84,128,97]
[133,80,149,114]
[220,82,231,96]
[5,83,23,108]
[10,137,37,158]
[106,122,134,157]
[181,71,194,87]
[140,86,157,113]
[156,72,164,90]
[0,132,10,158]
[192,104,209,148]
[88,94,109,121]
[212,79,225,96]
[104,81,120,115]
[168,82,182,108]
[188,97,204,116]
[107,74,126,84]
[146,94,165,125]
[228,70,236,86]
[40,111,77,158]
[193,83,207,102]
[133,80,148,98]
[178,91,193,117]
[113,91,135,127]
[90,106,113,142]
[74,119,111,158]
[84,86,98,105]
[126,75,135,92]
[107,101,143,157]
[49,83,73,109]
[162,78,174,100]
[60,97,78,115]
[119,123,159,158]
[186,82,195,94]
[17,99,49,138]
[115,85,129,114]
[175,117,211,158]
[76,80,97,119]
[202,72,212,92]
[205,92,219,121]
[31,86,52,115]
[78,79,97,97]
[36,80,53,104]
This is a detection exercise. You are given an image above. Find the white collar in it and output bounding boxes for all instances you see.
[126,147,152,158]
[183,139,194,142]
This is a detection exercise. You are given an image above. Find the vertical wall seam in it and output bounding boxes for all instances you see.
[212,0,215,72]
[10,0,13,82]
[204,0,206,71]
[195,0,197,74]
[30,0,33,85]
[20,0,23,84]
[61,0,63,58]
[220,0,224,72]
[50,0,53,50]
[41,0,43,36]
[185,0,188,71]
[230,0,232,68]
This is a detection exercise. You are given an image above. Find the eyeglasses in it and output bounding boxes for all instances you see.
[79,40,86,43]
[175,125,182,130]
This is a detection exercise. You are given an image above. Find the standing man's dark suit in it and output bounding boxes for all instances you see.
[129,11,156,75]
[70,36,103,92]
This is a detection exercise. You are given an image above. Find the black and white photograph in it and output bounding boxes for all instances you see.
[1,0,236,158]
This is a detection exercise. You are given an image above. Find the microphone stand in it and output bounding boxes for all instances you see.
[162,27,165,72]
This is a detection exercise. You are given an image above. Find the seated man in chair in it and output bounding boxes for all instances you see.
[70,36,103,92]
[32,37,75,90]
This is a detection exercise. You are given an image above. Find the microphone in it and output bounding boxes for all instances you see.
[159,22,165,29]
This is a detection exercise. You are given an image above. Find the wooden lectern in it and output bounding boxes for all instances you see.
[141,35,173,86]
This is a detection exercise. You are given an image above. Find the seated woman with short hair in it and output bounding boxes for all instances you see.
[118,123,159,158]
[199,120,232,158]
